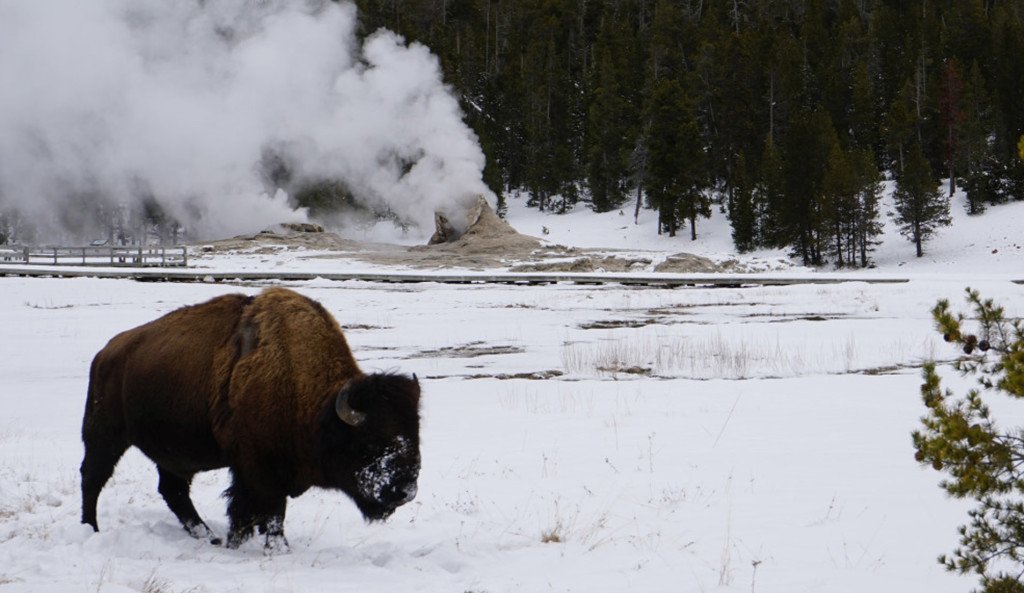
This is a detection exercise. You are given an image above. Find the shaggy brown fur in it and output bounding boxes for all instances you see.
[80,287,421,550]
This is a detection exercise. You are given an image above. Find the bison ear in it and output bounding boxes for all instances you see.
[413,373,418,384]
[335,386,367,427]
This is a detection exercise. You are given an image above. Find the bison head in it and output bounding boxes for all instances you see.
[322,372,421,522]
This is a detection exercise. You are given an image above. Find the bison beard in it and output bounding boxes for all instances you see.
[79,288,421,550]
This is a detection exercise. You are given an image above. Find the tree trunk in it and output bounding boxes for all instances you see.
[948,124,956,196]
[634,184,642,224]
[767,72,775,146]
[836,223,844,267]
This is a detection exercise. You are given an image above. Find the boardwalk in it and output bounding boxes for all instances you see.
[0,264,916,288]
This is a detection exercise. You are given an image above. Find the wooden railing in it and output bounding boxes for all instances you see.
[0,245,187,267]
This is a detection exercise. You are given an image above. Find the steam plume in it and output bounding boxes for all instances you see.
[0,0,492,242]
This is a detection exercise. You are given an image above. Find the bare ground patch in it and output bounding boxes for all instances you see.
[653,253,721,273]
[425,370,566,380]
[408,342,525,359]
[595,364,653,376]
[511,255,653,273]
[342,323,391,331]
[578,319,660,330]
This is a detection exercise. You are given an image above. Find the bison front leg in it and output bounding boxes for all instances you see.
[157,467,221,545]
[257,499,289,554]
[225,475,289,552]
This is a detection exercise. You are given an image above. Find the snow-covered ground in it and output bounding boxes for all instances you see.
[501,185,1024,276]
[1,190,1023,593]
[177,187,1024,280]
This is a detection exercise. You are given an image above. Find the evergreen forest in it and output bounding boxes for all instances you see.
[351,0,1024,265]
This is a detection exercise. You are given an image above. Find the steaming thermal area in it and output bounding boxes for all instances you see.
[0,0,493,244]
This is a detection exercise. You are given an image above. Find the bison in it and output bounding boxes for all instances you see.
[80,287,421,550]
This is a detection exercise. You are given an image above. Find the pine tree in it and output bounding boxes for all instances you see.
[941,0,991,68]
[644,77,703,237]
[914,289,1024,593]
[702,30,760,210]
[883,80,918,174]
[939,59,966,196]
[821,141,858,267]
[585,8,640,212]
[849,60,878,154]
[644,77,683,236]
[960,61,997,215]
[729,153,757,252]
[760,30,803,148]
[869,4,913,115]
[648,0,684,83]
[849,149,883,268]
[893,143,950,258]
[755,138,786,248]
[991,8,1024,167]
[780,108,836,265]
[519,0,584,213]
[585,38,629,212]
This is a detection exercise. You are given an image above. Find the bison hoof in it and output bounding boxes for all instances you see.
[225,532,250,550]
[264,534,290,555]
[186,521,222,545]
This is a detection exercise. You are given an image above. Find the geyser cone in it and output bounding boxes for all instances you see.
[425,196,541,254]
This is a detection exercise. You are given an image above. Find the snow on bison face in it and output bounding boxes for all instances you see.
[329,373,421,522]
[355,435,420,520]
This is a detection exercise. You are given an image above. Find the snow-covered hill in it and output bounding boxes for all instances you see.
[502,186,1024,276]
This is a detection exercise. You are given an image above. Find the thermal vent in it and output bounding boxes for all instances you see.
[0,1,493,243]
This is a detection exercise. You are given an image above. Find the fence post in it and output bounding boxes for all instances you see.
[82,248,86,265]
[53,248,57,265]
[23,247,28,264]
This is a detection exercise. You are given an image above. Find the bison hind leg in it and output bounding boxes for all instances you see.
[157,468,222,545]
[80,436,128,532]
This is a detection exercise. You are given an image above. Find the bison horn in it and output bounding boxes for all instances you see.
[335,387,366,427]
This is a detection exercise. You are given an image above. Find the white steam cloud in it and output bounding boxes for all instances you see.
[0,0,493,242]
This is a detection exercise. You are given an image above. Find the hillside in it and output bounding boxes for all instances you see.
[500,187,1024,277]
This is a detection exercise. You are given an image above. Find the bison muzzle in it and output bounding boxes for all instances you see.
[79,287,421,550]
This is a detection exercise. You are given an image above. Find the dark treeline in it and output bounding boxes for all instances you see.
[353,0,1024,265]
